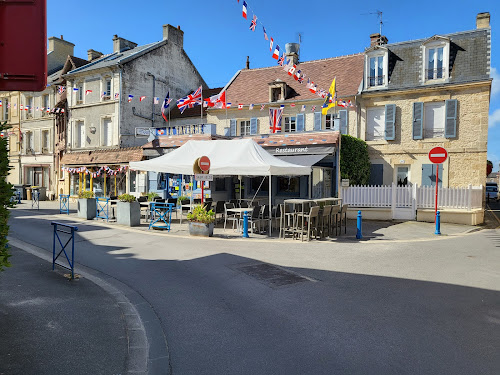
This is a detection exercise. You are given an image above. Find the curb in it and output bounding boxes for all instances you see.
[7,236,171,375]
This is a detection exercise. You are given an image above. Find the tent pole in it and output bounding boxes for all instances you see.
[268,174,272,237]
[309,173,312,199]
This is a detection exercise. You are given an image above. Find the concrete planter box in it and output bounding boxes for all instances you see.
[78,198,97,220]
[117,201,141,227]
[188,222,214,237]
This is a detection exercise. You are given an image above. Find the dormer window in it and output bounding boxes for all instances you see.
[422,36,450,83]
[268,80,286,102]
[364,46,389,89]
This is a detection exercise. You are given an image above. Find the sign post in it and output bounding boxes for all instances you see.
[428,147,448,222]
[193,156,211,204]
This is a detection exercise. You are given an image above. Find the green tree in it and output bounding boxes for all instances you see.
[0,120,13,270]
[340,135,371,185]
[487,160,493,176]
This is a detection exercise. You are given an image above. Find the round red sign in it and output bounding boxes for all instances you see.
[199,156,211,172]
[428,147,448,164]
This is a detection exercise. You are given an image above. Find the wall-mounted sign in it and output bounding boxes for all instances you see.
[266,145,335,155]
[195,174,213,181]
[341,179,350,187]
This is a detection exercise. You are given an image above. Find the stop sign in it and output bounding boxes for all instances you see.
[428,147,448,164]
[199,156,211,172]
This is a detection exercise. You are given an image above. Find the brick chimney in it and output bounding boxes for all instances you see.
[112,35,137,53]
[476,12,490,29]
[87,49,103,61]
[162,24,184,48]
[47,36,75,73]
[370,33,388,47]
[285,43,300,64]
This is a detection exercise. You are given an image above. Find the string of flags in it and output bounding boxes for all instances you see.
[62,165,128,177]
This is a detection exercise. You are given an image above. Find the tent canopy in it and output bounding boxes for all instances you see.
[130,139,312,176]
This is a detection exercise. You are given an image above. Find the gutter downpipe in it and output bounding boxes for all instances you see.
[118,65,123,147]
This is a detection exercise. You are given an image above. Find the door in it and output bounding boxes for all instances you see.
[393,166,415,220]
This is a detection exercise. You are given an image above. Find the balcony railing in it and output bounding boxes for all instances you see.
[367,75,385,87]
[426,67,446,80]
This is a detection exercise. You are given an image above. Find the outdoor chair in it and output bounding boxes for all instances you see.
[319,205,332,239]
[329,204,341,236]
[239,204,261,234]
[137,196,147,202]
[224,203,239,231]
[259,205,270,232]
[230,199,239,207]
[214,201,225,223]
[281,203,297,239]
[296,206,320,241]
[336,204,349,235]
[194,199,202,204]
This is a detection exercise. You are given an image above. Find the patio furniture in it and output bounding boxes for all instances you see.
[239,205,261,234]
[214,201,226,223]
[319,205,332,238]
[336,204,349,235]
[296,205,320,241]
[226,205,254,232]
[329,204,341,236]
[149,202,174,231]
[224,203,239,231]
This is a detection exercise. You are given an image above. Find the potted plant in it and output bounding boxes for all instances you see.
[187,205,215,237]
[116,194,140,226]
[77,191,96,220]
[147,192,159,202]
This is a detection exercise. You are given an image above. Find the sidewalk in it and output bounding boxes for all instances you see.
[0,247,127,375]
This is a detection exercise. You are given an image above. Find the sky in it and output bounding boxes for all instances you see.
[48,0,500,170]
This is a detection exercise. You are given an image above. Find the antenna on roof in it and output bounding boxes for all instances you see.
[362,10,383,35]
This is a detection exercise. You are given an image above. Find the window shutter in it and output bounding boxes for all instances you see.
[229,119,237,136]
[296,113,305,132]
[384,104,396,140]
[413,102,423,140]
[445,99,457,138]
[250,117,258,135]
[314,112,322,131]
[369,164,384,185]
[339,110,348,135]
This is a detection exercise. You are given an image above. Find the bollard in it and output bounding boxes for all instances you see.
[242,211,249,238]
[435,211,441,235]
[356,210,363,239]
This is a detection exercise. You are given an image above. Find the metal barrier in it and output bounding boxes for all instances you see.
[59,194,70,214]
[51,222,78,279]
[31,189,40,210]
[96,197,110,221]
[149,202,174,230]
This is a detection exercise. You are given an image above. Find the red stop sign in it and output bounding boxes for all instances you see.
[428,147,448,164]
[199,156,210,172]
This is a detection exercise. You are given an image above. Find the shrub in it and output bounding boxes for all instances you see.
[0,120,13,271]
[78,191,94,199]
[177,196,189,205]
[187,205,215,224]
[118,193,136,203]
[340,134,371,186]
[146,192,159,202]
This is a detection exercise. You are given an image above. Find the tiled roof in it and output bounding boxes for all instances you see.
[142,133,227,149]
[224,54,363,105]
[250,131,340,147]
[169,87,223,119]
[60,147,144,165]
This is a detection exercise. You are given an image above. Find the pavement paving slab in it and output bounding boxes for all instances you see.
[0,247,127,375]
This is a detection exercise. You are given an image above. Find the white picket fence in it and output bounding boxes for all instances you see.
[342,184,483,212]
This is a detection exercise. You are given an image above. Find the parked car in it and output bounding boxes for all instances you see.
[486,183,498,201]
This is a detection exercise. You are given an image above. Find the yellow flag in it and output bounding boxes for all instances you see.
[321,77,336,115]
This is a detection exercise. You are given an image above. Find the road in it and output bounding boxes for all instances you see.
[8,208,500,375]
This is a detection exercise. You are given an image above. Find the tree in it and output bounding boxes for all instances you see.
[0,120,13,271]
[487,160,493,177]
[340,135,371,185]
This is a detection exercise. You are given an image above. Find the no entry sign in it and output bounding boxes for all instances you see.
[428,147,448,164]
[199,156,211,172]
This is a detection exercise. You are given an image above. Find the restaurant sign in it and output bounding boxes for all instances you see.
[266,145,335,155]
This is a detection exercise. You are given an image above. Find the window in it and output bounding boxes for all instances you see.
[76,84,83,103]
[102,118,113,146]
[239,120,250,136]
[282,116,296,133]
[269,81,286,102]
[369,56,384,86]
[413,100,457,139]
[1,98,8,121]
[427,47,444,79]
[271,87,281,102]
[396,166,409,186]
[277,176,300,195]
[42,95,49,116]
[424,102,445,138]
[325,114,336,130]
[250,176,268,193]
[366,107,385,141]
[75,121,85,148]
[25,131,34,153]
[42,130,49,152]
[369,164,384,186]
[27,97,33,119]
[102,78,112,100]
[422,37,450,82]
[365,48,388,89]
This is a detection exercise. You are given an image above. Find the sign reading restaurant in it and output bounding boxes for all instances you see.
[266,145,335,155]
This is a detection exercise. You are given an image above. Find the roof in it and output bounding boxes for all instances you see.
[250,131,340,148]
[142,133,227,149]
[168,87,224,119]
[223,54,364,105]
[60,147,144,165]
[65,41,166,76]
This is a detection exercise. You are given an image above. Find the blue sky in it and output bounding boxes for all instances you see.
[48,0,499,170]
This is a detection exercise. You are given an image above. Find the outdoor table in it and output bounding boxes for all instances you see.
[282,199,314,240]
[226,207,254,232]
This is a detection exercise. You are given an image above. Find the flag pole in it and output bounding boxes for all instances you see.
[200,87,203,124]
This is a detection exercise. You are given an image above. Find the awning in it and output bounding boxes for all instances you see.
[275,154,327,167]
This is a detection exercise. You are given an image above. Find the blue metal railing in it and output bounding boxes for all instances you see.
[59,194,70,215]
[51,222,78,279]
[95,197,110,221]
[31,189,40,210]
[149,202,174,231]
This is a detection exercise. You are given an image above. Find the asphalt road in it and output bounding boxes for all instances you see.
[8,209,500,375]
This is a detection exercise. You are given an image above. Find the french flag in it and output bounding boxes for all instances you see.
[242,1,247,19]
[272,45,280,60]
[139,96,146,102]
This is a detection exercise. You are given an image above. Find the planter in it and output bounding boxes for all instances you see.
[188,222,214,237]
[116,201,141,226]
[78,198,97,220]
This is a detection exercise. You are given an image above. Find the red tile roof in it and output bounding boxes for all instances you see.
[60,147,144,165]
[223,54,363,105]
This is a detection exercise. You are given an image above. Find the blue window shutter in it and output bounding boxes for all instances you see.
[230,119,237,136]
[250,117,258,135]
[422,164,443,187]
[339,110,348,135]
[413,102,424,140]
[296,113,305,132]
[314,112,322,131]
[445,99,457,138]
[369,164,383,185]
[384,104,396,140]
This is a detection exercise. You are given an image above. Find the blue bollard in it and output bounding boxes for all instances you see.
[435,211,441,235]
[356,210,363,239]
[242,211,249,238]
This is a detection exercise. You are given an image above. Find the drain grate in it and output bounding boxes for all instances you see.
[237,263,310,287]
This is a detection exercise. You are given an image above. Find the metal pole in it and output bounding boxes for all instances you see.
[242,211,249,238]
[435,165,439,223]
[52,223,56,270]
[356,210,363,239]
[268,174,272,237]
[435,211,441,235]
[152,76,155,128]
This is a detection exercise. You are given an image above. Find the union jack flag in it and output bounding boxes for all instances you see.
[176,86,202,114]
[58,86,66,94]
[260,104,265,111]
[269,107,284,133]
[311,105,316,112]
[277,55,285,66]
[114,93,120,99]
[249,15,257,32]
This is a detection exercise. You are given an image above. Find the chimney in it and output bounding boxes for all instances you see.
[285,43,300,64]
[87,49,104,61]
[47,36,75,72]
[246,56,250,69]
[162,24,184,48]
[476,12,490,29]
[112,35,138,53]
[370,33,388,47]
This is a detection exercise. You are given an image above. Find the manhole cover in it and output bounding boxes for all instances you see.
[238,263,309,287]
